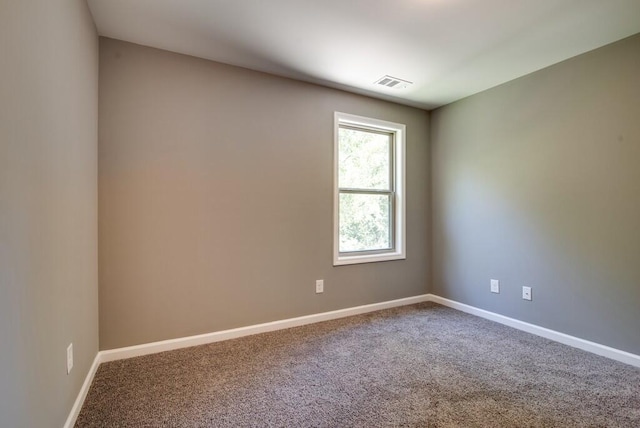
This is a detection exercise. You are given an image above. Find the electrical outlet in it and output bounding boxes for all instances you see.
[66,343,73,374]
[490,279,500,294]
[315,279,324,294]
[522,286,532,301]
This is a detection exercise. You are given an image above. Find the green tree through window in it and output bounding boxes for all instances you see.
[338,126,393,252]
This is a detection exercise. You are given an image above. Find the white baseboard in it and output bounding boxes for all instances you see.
[65,292,640,426]
[427,294,640,368]
[100,294,431,363]
[63,352,101,428]
[64,294,429,426]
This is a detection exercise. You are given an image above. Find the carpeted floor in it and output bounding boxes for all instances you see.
[76,303,640,427]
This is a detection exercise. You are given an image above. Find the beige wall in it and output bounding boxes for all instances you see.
[98,38,430,349]
[431,33,640,355]
[0,1,99,427]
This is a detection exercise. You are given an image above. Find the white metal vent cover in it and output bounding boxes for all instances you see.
[374,75,413,89]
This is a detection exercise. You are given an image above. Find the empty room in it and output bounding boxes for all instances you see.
[2,0,640,427]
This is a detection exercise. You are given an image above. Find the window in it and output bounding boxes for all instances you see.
[334,112,406,265]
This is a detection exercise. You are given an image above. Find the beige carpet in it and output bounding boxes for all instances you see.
[76,303,640,427]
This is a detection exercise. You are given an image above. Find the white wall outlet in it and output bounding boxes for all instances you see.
[315,279,324,294]
[490,279,500,293]
[522,286,532,301]
[66,343,73,374]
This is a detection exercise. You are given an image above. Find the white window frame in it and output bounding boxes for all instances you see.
[333,112,406,266]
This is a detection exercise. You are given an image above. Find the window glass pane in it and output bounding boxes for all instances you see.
[338,127,390,190]
[339,193,391,252]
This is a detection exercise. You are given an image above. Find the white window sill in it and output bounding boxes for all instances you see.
[333,251,406,266]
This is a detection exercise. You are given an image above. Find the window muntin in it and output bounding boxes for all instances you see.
[334,112,406,266]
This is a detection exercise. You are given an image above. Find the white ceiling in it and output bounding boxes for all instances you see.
[87,0,640,110]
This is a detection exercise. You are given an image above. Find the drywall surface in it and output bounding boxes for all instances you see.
[98,38,430,349]
[0,1,99,427]
[431,33,640,355]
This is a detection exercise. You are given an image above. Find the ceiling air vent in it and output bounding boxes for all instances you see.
[374,75,413,89]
